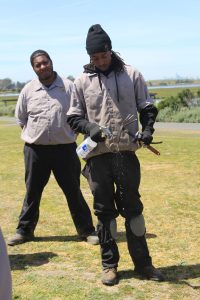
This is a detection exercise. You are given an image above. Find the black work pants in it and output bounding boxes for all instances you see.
[16,143,95,237]
[83,152,152,269]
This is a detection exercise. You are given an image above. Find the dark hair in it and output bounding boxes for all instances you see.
[111,51,126,72]
[30,50,52,66]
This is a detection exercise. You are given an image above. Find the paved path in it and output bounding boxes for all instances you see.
[0,117,199,131]
[154,122,200,131]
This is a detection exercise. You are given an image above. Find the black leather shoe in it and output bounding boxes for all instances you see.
[7,233,34,246]
[134,265,165,282]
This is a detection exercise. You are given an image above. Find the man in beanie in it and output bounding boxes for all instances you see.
[8,50,98,246]
[67,25,165,285]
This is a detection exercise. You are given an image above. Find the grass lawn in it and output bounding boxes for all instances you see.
[149,86,200,99]
[0,119,199,300]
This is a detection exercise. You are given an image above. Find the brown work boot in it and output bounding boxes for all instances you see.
[134,265,165,282]
[101,267,118,286]
[7,233,34,246]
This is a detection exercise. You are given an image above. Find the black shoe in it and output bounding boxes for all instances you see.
[134,265,165,282]
[7,233,34,246]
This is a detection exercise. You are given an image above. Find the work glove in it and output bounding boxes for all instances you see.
[140,129,153,145]
[89,124,106,143]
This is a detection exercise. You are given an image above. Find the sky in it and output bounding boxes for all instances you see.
[0,0,200,83]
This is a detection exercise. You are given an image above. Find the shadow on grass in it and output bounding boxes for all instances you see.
[118,264,200,289]
[32,232,157,243]
[116,232,157,242]
[34,235,80,242]
[9,252,57,270]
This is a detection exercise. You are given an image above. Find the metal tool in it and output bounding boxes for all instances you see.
[134,131,162,156]
[100,126,112,139]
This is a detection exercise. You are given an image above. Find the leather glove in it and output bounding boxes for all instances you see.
[89,124,106,143]
[140,129,153,145]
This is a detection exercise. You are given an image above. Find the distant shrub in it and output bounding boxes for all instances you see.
[173,107,200,123]
[0,104,15,116]
[157,96,182,111]
[157,107,200,123]
[156,107,174,122]
[156,88,200,122]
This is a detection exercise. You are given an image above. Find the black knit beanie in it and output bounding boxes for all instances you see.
[30,49,52,66]
[86,24,112,55]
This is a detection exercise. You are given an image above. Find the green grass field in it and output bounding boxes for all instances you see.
[149,86,200,99]
[0,119,199,300]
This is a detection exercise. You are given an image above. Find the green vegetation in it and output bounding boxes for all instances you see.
[1,119,200,299]
[155,89,200,123]
[0,96,17,116]
[0,103,15,116]
[0,85,200,123]
[146,78,200,87]
[149,86,200,99]
[0,95,18,100]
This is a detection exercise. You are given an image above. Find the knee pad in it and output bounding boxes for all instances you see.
[130,214,145,237]
[109,219,117,240]
[97,219,117,242]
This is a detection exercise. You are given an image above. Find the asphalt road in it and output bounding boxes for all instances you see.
[154,122,200,131]
[0,117,199,131]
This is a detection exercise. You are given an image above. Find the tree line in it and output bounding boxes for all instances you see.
[0,76,75,91]
[0,78,26,91]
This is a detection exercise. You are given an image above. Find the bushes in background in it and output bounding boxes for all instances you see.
[157,89,200,123]
[0,103,15,116]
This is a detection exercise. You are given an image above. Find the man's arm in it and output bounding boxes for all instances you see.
[15,91,27,128]
[139,104,158,145]
[67,114,91,134]
[140,104,158,134]
[67,115,106,143]
[67,79,106,142]
[133,71,158,145]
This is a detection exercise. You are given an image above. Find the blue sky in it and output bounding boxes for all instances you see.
[0,0,199,82]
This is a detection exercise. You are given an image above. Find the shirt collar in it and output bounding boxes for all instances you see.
[33,72,64,91]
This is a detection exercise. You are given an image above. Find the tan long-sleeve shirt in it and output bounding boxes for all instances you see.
[15,74,76,145]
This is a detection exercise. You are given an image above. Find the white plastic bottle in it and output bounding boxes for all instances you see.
[76,137,97,159]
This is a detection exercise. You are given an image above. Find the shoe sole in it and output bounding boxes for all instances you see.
[7,237,34,246]
[134,271,165,282]
[102,278,119,286]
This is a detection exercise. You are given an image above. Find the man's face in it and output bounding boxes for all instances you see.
[90,51,112,71]
[32,55,53,81]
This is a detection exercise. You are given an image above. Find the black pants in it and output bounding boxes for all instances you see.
[16,143,95,237]
[83,152,152,269]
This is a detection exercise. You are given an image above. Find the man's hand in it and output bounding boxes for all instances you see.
[140,130,153,145]
[89,124,106,143]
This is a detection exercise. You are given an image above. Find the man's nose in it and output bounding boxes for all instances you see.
[40,63,47,69]
[99,59,106,66]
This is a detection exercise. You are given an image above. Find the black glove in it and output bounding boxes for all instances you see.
[140,129,153,145]
[89,124,106,143]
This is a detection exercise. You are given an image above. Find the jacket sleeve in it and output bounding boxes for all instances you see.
[66,78,95,134]
[67,114,91,134]
[132,70,158,133]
